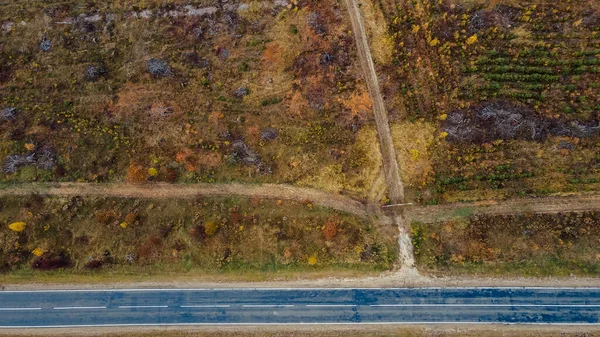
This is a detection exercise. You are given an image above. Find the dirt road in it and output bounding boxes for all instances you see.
[406,193,600,223]
[342,0,405,205]
[0,182,369,219]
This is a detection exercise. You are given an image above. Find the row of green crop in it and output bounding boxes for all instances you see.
[475,57,600,67]
[437,171,535,187]
[463,65,555,75]
[484,73,559,83]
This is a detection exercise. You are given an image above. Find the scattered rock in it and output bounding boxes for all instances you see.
[320,52,334,65]
[81,14,102,23]
[231,140,261,166]
[149,103,173,118]
[0,107,17,120]
[218,48,230,60]
[582,10,600,28]
[307,12,326,35]
[3,147,55,173]
[35,148,55,170]
[3,154,35,173]
[260,127,278,141]
[444,102,600,143]
[274,0,290,7]
[147,58,172,77]
[125,253,135,264]
[558,140,576,151]
[139,10,153,19]
[470,5,520,33]
[193,27,204,39]
[1,21,14,32]
[233,87,250,98]
[84,64,107,82]
[185,5,218,16]
[39,34,51,52]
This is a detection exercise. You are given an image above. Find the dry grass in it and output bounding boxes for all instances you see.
[359,0,395,65]
[391,121,435,188]
[298,126,382,198]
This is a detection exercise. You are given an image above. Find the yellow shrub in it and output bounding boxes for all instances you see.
[466,34,478,45]
[120,222,128,229]
[410,149,420,161]
[8,222,26,232]
[204,221,219,236]
[307,254,317,265]
[148,167,158,177]
[32,248,44,257]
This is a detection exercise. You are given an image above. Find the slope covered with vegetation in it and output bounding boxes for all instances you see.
[0,0,382,200]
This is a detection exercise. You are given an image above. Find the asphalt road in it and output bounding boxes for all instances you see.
[1,288,600,327]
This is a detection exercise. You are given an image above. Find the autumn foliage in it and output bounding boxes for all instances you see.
[323,220,339,241]
[126,163,148,184]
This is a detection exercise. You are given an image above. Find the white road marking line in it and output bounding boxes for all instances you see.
[54,306,106,310]
[242,305,294,308]
[0,308,41,311]
[118,305,168,309]
[180,305,231,308]
[4,287,600,293]
[369,304,600,307]
[306,304,356,307]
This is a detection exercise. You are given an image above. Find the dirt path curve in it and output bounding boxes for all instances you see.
[343,0,405,204]
[0,182,369,219]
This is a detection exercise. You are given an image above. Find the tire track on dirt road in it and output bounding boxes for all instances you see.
[0,183,369,219]
[343,0,416,272]
[343,0,405,205]
[406,193,600,224]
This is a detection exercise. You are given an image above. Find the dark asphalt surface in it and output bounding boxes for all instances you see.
[1,288,600,327]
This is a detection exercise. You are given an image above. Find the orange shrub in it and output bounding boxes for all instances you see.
[323,220,339,241]
[124,212,137,225]
[126,164,148,184]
